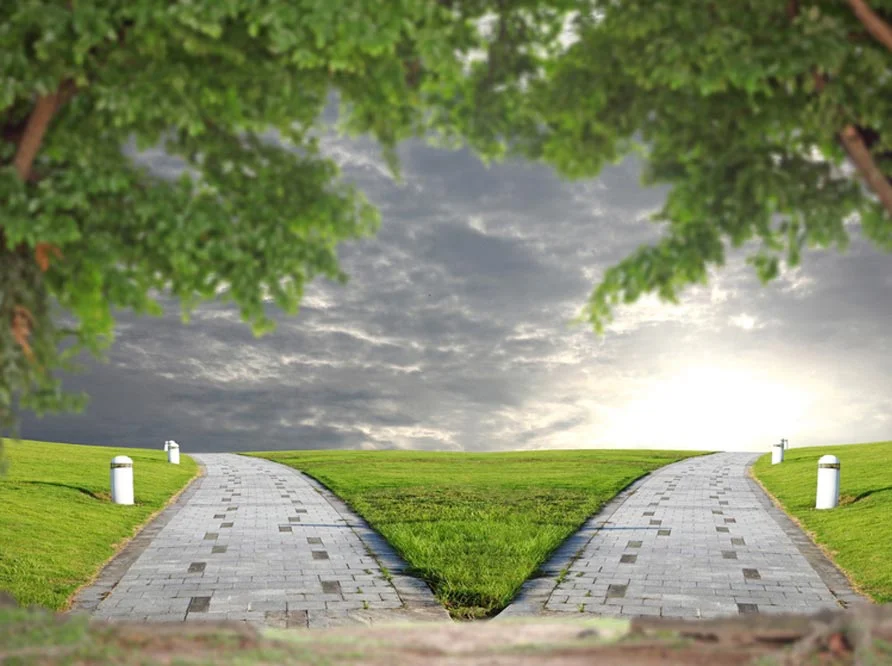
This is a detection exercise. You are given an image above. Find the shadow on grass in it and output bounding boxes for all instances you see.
[839,486,892,505]
[19,481,109,502]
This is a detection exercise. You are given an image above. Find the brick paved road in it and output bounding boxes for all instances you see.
[79,453,447,628]
[499,452,864,620]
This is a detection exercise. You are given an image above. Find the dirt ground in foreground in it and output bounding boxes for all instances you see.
[2,595,891,665]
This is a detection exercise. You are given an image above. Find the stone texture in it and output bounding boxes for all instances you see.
[498,452,866,621]
[74,453,449,627]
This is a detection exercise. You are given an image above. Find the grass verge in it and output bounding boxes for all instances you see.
[751,439,892,603]
[247,449,704,618]
[0,438,198,610]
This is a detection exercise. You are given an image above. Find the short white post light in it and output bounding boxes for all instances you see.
[816,455,840,510]
[167,440,180,465]
[771,439,785,465]
[782,438,789,450]
[110,456,134,505]
[163,440,170,452]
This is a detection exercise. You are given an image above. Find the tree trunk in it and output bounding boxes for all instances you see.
[11,82,76,182]
[847,0,892,52]
[4,81,75,360]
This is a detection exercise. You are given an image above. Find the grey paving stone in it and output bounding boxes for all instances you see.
[606,584,627,598]
[620,605,661,616]
[144,612,188,622]
[497,452,856,620]
[72,453,446,627]
[662,610,701,619]
[187,596,211,613]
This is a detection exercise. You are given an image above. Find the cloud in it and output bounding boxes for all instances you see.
[729,314,760,331]
[18,97,892,454]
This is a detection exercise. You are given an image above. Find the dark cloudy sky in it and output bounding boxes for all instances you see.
[19,91,892,454]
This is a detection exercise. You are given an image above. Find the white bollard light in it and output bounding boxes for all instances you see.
[816,454,840,509]
[110,456,134,505]
[167,440,180,465]
[163,440,170,452]
[771,441,784,465]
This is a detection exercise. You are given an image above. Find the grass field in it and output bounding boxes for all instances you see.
[751,439,892,604]
[0,438,198,610]
[248,449,704,618]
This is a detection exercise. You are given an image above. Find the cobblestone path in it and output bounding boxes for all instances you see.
[498,452,864,620]
[74,453,448,628]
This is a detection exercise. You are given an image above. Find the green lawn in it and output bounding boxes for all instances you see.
[0,438,199,610]
[751,439,892,604]
[247,449,704,618]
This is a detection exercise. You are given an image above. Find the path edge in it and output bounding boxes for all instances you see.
[744,457,870,610]
[262,459,452,622]
[65,458,206,616]
[492,470,659,620]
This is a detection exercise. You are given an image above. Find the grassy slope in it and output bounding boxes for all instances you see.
[751,439,892,603]
[248,449,704,618]
[0,438,198,610]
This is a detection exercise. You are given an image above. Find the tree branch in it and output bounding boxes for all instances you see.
[6,79,76,363]
[11,80,77,181]
[847,0,892,52]
[812,73,892,216]
[839,125,892,214]
[11,94,59,180]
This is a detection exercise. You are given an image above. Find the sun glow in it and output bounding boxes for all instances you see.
[597,366,812,451]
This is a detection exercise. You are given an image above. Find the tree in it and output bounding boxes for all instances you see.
[0,0,576,439]
[435,0,892,334]
[3,0,891,443]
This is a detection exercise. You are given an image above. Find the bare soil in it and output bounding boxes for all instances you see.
[2,594,891,665]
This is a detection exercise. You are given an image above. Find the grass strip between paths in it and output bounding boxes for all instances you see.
[0,438,199,611]
[751,439,892,604]
[248,449,704,619]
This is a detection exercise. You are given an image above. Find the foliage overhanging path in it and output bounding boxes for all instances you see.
[74,453,448,628]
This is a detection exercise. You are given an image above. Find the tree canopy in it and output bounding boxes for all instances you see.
[0,0,575,433]
[497,0,892,334]
[2,0,891,436]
